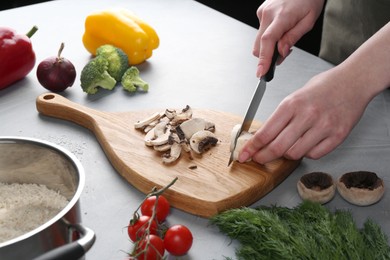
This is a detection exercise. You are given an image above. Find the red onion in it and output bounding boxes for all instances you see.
[36,42,76,92]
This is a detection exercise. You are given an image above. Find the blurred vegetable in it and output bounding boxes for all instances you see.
[0,26,37,90]
[121,66,149,93]
[80,55,116,94]
[36,43,76,92]
[82,8,159,65]
[96,44,128,81]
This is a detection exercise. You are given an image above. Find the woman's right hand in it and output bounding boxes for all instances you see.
[254,0,325,77]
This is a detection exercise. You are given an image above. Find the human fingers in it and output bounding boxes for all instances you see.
[254,1,323,77]
[250,118,313,164]
[283,126,330,161]
[305,136,345,159]
[238,101,295,163]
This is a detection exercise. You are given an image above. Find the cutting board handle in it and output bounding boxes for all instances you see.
[36,93,102,131]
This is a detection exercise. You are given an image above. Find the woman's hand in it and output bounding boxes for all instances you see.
[239,67,369,164]
[254,0,325,77]
[242,22,390,164]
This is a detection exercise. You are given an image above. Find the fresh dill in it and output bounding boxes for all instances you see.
[210,200,390,260]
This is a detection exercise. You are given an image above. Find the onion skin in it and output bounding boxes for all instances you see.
[36,43,76,92]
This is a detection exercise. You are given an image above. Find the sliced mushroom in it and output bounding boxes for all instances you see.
[180,140,192,153]
[154,117,170,136]
[170,105,192,126]
[143,124,154,133]
[135,105,218,163]
[230,124,252,162]
[204,121,215,132]
[297,172,336,204]
[164,108,177,120]
[134,112,162,129]
[162,142,182,164]
[176,118,208,140]
[168,132,180,144]
[337,171,385,206]
[153,143,172,152]
[144,126,157,146]
[190,130,218,154]
[149,131,171,146]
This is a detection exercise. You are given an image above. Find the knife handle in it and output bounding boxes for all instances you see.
[264,43,279,82]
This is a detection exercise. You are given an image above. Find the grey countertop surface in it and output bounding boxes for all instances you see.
[0,0,389,259]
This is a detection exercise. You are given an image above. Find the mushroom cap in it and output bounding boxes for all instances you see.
[297,172,336,204]
[337,171,385,206]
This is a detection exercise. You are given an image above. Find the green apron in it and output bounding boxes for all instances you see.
[319,0,390,65]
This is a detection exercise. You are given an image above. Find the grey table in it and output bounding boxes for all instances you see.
[0,0,389,259]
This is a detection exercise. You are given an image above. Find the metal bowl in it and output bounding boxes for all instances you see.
[0,137,95,260]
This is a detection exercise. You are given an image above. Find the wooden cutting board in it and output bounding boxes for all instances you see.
[36,93,300,218]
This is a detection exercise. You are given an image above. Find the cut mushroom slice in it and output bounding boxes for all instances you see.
[143,124,154,133]
[176,118,207,140]
[170,105,192,126]
[134,112,162,129]
[154,117,170,136]
[164,108,177,120]
[230,124,252,162]
[150,131,171,146]
[180,140,192,153]
[190,130,218,154]
[144,126,157,146]
[153,143,172,152]
[204,121,215,132]
[162,142,182,164]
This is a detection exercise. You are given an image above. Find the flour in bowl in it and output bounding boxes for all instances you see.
[0,182,69,243]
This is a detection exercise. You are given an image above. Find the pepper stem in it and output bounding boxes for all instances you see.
[26,26,38,38]
[58,42,65,58]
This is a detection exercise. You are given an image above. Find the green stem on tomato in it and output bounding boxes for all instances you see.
[131,177,178,258]
[133,177,178,214]
[26,25,38,38]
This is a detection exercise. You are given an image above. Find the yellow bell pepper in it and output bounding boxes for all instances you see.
[82,8,159,65]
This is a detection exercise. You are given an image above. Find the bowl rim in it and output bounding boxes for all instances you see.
[0,136,85,247]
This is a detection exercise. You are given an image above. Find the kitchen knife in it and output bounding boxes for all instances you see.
[228,44,279,166]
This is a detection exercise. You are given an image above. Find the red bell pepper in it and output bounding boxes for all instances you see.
[0,26,38,90]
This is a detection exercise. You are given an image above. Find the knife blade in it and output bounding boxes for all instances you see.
[228,44,279,166]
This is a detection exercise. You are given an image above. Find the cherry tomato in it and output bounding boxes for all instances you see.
[135,234,165,260]
[141,195,170,223]
[164,224,193,256]
[127,215,158,242]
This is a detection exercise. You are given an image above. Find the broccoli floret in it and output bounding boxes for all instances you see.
[121,66,149,92]
[96,44,129,81]
[80,55,117,94]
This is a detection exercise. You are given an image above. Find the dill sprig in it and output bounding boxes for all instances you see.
[210,200,390,260]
